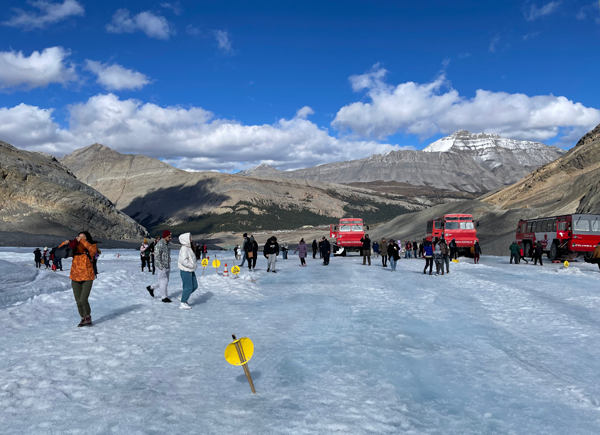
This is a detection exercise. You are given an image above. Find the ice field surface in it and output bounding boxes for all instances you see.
[2,247,600,434]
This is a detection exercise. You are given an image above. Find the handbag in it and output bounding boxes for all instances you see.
[248,252,253,258]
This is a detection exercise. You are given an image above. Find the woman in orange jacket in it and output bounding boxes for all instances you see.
[60,231,98,327]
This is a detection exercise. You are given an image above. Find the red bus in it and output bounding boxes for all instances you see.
[426,214,478,256]
[515,214,600,261]
[330,218,369,256]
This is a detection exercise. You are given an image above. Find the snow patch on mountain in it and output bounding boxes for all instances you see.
[423,130,556,153]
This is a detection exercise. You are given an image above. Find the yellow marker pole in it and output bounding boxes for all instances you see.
[232,334,255,394]
[201,258,209,276]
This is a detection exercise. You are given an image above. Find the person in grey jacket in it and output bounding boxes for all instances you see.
[146,230,173,303]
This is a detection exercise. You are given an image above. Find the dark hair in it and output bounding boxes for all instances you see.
[79,231,97,244]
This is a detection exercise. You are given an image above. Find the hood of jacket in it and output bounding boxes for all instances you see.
[179,233,192,247]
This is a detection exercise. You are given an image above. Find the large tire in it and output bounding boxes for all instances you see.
[584,252,593,263]
[549,242,559,261]
[523,242,532,258]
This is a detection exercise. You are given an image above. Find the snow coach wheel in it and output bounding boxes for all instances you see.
[584,252,593,263]
[549,243,559,261]
[524,242,532,258]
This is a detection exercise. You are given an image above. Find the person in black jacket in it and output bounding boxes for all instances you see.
[473,241,482,264]
[321,237,331,265]
[449,239,458,260]
[360,234,372,266]
[387,240,400,271]
[412,240,418,258]
[244,235,259,271]
[264,236,280,273]
[312,239,318,259]
[33,248,42,269]
[533,240,544,266]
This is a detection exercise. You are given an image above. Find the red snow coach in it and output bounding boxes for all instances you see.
[515,214,600,261]
[330,218,369,256]
[426,214,479,256]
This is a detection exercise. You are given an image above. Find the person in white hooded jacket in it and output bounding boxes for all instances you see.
[178,233,198,310]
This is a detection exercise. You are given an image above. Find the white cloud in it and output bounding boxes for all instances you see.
[186,24,201,36]
[576,2,599,21]
[106,9,172,40]
[213,30,234,53]
[2,0,84,30]
[160,2,182,15]
[457,52,471,59]
[332,64,600,146]
[1,93,409,171]
[84,60,152,91]
[296,106,314,119]
[523,1,561,21]
[489,34,500,53]
[523,31,541,40]
[0,47,77,90]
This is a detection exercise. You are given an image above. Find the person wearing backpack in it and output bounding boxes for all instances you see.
[439,238,450,274]
[60,232,98,327]
[433,243,444,275]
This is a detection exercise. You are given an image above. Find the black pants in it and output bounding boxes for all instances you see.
[424,257,433,274]
[313,249,316,259]
[450,249,458,260]
[381,255,388,266]
[35,261,41,269]
[248,256,257,270]
[150,255,155,274]
[534,255,543,266]
[300,258,306,266]
[323,253,330,265]
[510,253,519,264]
[141,257,150,270]
[435,262,442,274]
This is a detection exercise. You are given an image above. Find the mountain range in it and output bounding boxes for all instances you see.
[0,140,147,244]
[240,130,564,193]
[60,144,420,235]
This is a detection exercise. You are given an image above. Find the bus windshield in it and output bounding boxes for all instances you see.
[460,222,475,230]
[339,224,363,232]
[445,222,459,230]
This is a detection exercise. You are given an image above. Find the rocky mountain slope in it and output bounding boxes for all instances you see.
[0,140,147,241]
[60,144,423,235]
[485,123,600,215]
[240,130,564,193]
[371,124,600,256]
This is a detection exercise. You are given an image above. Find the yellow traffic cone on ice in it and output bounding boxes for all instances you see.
[223,263,229,277]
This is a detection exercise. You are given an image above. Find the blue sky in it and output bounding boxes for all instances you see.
[0,0,598,171]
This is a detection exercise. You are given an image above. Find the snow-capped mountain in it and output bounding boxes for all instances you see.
[423,130,565,184]
[241,130,565,192]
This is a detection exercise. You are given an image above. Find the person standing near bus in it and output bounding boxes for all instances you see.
[423,240,434,275]
[439,239,450,273]
[380,238,388,267]
[533,241,544,266]
[449,239,458,260]
[509,241,520,264]
[473,241,482,264]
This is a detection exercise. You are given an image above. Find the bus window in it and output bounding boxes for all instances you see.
[460,222,475,229]
[544,220,551,232]
[552,220,557,232]
[445,222,459,230]
[558,222,567,231]
[574,218,590,232]
[527,222,533,233]
[522,223,527,233]
[591,217,600,232]
[435,222,443,230]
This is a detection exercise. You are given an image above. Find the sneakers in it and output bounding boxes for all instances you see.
[146,286,154,297]
[179,302,192,310]
[272,270,277,273]
[267,268,270,272]
[162,298,172,303]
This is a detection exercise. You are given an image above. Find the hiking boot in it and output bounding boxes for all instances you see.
[162,298,172,303]
[179,302,192,310]
[82,315,92,327]
[146,286,154,297]
[429,272,432,275]
[77,317,86,327]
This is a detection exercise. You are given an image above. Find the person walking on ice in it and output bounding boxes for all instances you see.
[146,231,173,303]
[294,238,308,266]
[264,236,280,273]
[361,234,372,266]
[433,243,444,275]
[177,233,198,310]
[60,231,98,327]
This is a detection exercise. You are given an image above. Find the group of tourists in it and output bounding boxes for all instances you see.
[509,240,544,265]
[33,247,59,271]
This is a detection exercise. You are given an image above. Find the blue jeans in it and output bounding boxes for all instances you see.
[389,257,397,271]
[180,271,198,303]
[241,252,247,267]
